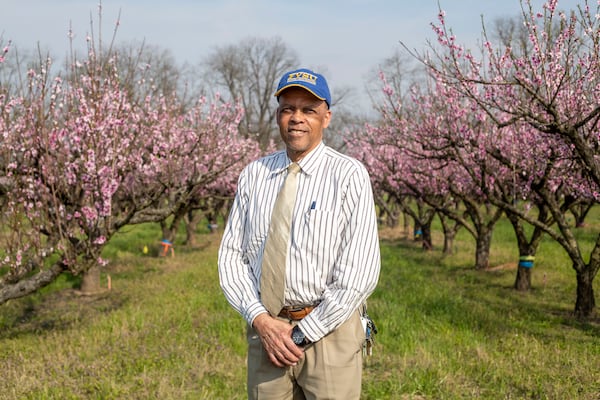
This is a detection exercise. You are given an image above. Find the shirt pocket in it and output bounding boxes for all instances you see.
[301,209,338,261]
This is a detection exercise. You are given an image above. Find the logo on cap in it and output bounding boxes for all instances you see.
[287,72,318,86]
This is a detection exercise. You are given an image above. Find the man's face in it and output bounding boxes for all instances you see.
[277,87,331,162]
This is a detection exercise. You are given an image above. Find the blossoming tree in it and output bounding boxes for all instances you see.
[0,44,260,303]
[409,0,598,316]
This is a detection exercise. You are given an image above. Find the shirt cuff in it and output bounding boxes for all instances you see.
[246,302,268,326]
[298,313,327,343]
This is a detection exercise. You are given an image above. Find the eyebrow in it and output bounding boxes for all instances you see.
[279,100,326,109]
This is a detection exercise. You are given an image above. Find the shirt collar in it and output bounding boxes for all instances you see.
[272,142,325,177]
[296,142,325,177]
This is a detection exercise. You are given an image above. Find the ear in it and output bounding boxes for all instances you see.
[322,109,332,129]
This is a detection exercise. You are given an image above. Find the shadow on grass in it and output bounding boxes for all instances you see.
[0,279,128,341]
[0,237,203,339]
[0,236,212,342]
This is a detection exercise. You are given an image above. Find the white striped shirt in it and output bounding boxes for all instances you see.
[218,141,380,341]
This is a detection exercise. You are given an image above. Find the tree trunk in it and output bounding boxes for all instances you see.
[505,206,547,292]
[442,233,454,255]
[80,264,102,294]
[161,210,186,243]
[569,201,593,228]
[185,210,205,246]
[461,202,502,271]
[439,213,460,255]
[387,212,399,228]
[421,222,433,251]
[0,263,65,305]
[160,219,170,241]
[574,267,596,317]
[514,265,532,291]
[375,194,399,228]
[474,229,492,270]
[441,221,456,254]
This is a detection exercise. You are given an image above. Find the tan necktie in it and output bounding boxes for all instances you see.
[260,162,301,316]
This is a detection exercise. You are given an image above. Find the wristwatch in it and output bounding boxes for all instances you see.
[291,325,310,347]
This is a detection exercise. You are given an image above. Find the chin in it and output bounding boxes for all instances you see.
[286,141,307,152]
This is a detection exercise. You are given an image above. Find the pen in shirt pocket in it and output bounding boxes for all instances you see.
[310,201,316,212]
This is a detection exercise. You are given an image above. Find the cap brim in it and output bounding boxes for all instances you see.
[274,84,326,101]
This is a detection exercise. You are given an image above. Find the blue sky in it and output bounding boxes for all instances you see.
[1,0,586,105]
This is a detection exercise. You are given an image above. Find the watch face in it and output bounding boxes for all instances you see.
[292,327,305,345]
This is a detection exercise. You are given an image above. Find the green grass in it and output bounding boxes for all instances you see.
[0,216,599,399]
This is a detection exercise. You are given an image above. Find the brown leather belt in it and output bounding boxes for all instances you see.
[278,305,317,321]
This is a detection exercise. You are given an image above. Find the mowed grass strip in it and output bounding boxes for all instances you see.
[0,218,599,399]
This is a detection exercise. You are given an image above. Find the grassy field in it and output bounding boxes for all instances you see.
[0,215,599,399]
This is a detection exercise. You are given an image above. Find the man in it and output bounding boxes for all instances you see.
[218,68,380,399]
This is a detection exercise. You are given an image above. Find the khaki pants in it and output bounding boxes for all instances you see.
[247,311,365,400]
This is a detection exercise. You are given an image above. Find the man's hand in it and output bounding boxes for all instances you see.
[252,313,304,367]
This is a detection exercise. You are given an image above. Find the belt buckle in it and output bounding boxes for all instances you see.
[280,305,310,321]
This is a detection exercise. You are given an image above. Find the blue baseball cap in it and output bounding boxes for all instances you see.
[274,68,331,108]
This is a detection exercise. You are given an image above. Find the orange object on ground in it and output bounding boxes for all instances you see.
[159,239,174,257]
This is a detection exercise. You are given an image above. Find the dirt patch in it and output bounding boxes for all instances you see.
[378,226,410,241]
[485,262,518,271]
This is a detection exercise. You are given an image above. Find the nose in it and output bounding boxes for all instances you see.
[290,109,303,123]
